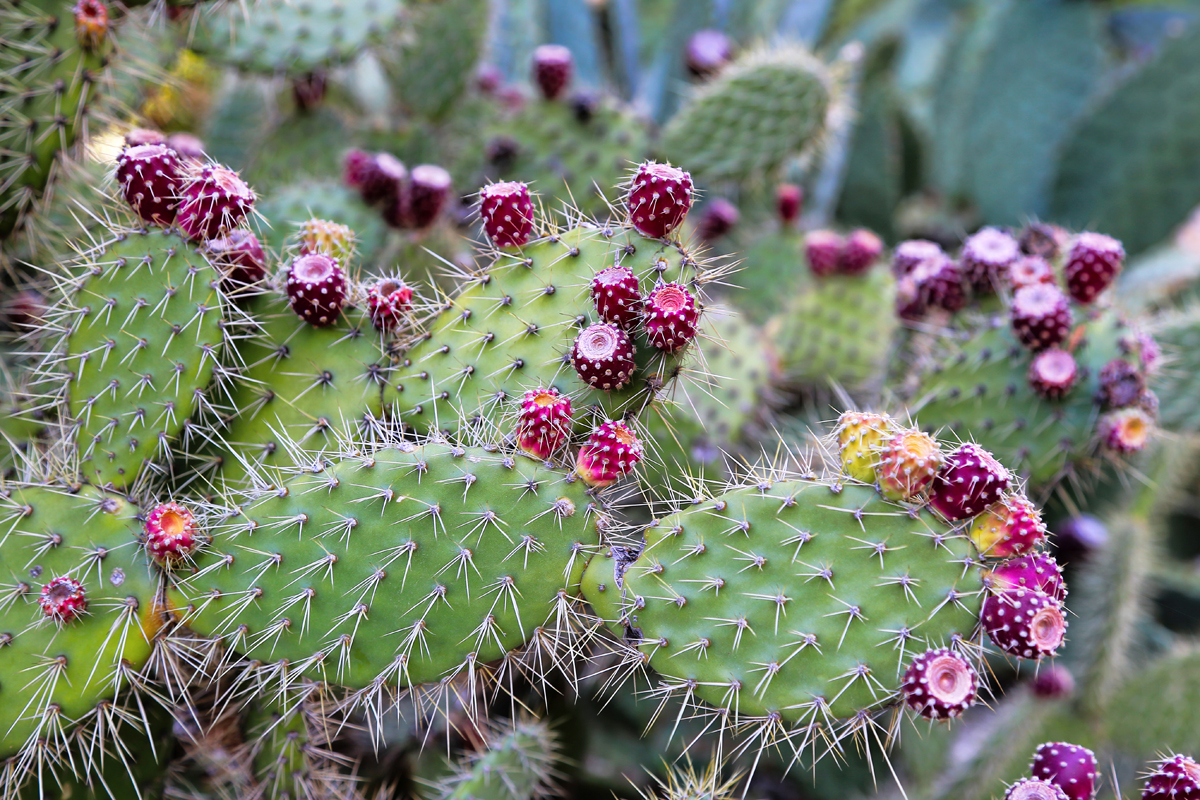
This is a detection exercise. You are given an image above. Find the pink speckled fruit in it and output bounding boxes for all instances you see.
[1006,779,1069,800]
[912,254,968,313]
[776,184,803,225]
[1031,742,1098,800]
[643,282,699,352]
[686,29,732,78]
[695,198,740,242]
[930,442,1011,521]
[167,132,206,162]
[591,265,642,328]
[1028,349,1078,401]
[144,501,202,564]
[1143,755,1200,800]
[206,229,266,292]
[360,153,407,206]
[533,44,573,100]
[124,128,166,148]
[969,494,1048,558]
[571,323,636,390]
[343,148,373,190]
[839,228,883,275]
[480,181,535,248]
[985,554,1065,602]
[366,277,414,332]
[627,162,693,239]
[1012,283,1073,351]
[177,164,255,242]
[1096,358,1145,410]
[39,576,87,623]
[285,253,347,327]
[805,230,843,277]
[982,588,1066,659]
[962,226,1021,294]
[406,164,452,229]
[575,420,643,487]
[1031,664,1076,699]
[1099,407,1153,454]
[901,647,978,720]
[517,387,573,460]
[1009,256,1056,290]
[892,239,944,278]
[115,143,181,224]
[1065,232,1124,305]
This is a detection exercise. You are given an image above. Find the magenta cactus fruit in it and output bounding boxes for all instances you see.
[207,229,266,291]
[969,494,1049,558]
[1099,407,1154,454]
[962,226,1021,293]
[406,164,453,229]
[1132,331,1162,374]
[480,181,535,248]
[877,428,943,501]
[627,161,693,239]
[39,576,88,623]
[571,323,636,390]
[366,277,414,332]
[476,63,503,94]
[125,127,166,148]
[985,554,1065,602]
[776,184,803,224]
[73,0,109,48]
[360,152,407,205]
[177,164,254,241]
[805,230,843,277]
[591,265,642,328]
[343,148,373,190]
[1006,779,1070,800]
[533,44,573,100]
[900,647,978,720]
[1032,664,1076,698]
[982,589,1066,659]
[1010,256,1056,290]
[1020,223,1070,260]
[912,254,968,313]
[1,289,45,331]
[1142,755,1200,800]
[839,228,884,275]
[575,420,643,487]
[285,253,347,327]
[892,239,944,278]
[1065,232,1124,305]
[1031,742,1098,800]
[517,387,573,460]
[686,29,732,78]
[144,501,202,564]
[644,282,699,352]
[930,442,1011,521]
[167,132,206,161]
[1028,349,1078,400]
[896,275,926,321]
[695,198,740,242]
[1012,284,1073,351]
[1097,358,1146,409]
[115,143,181,225]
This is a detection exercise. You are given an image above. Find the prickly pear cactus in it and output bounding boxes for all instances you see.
[388,0,490,121]
[732,228,810,324]
[256,181,388,271]
[423,716,561,800]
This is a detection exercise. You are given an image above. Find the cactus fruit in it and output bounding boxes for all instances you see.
[285,253,348,327]
[517,387,573,460]
[901,648,979,720]
[1011,256,1057,289]
[114,144,181,226]
[841,229,884,275]
[592,265,642,328]
[627,162,694,240]
[575,420,643,487]
[479,181,535,248]
[407,164,453,229]
[1098,406,1153,454]
[360,153,408,206]
[207,229,267,292]
[298,218,356,264]
[777,184,803,225]
[1028,349,1078,400]
[1064,233,1123,305]
[984,554,1064,601]
[177,164,256,242]
[426,716,561,800]
[877,428,943,501]
[366,276,415,332]
[930,443,1011,521]
[572,323,637,390]
[969,495,1048,558]
[1007,779,1070,800]
[37,575,88,622]
[910,254,968,314]
[695,198,740,243]
[686,30,733,78]
[533,44,573,101]
[1030,742,1097,800]
[981,588,1066,659]
[893,240,944,277]
[962,227,1021,294]
[1012,284,1073,351]
[643,282,699,352]
[836,410,896,483]
[143,500,203,565]
[1142,754,1200,800]
[806,230,843,278]
[1031,664,1076,698]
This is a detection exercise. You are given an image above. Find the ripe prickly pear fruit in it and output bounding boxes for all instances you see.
[115,143,180,224]
[533,44,573,100]
[962,227,1021,294]
[517,387,573,460]
[805,230,843,277]
[572,323,636,390]
[836,410,895,483]
[695,198,740,242]
[125,127,166,148]
[969,494,1048,558]
[207,229,266,291]
[1031,742,1098,800]
[930,443,1011,521]
[1010,255,1056,290]
[407,164,452,229]
[776,183,802,224]
[366,276,413,332]
[878,427,942,501]
[1054,515,1107,562]
[592,265,642,328]
[984,554,1065,601]
[982,588,1066,659]
[1142,755,1200,800]
[1028,348,1078,400]
[342,148,373,190]
[298,218,355,263]
[686,29,732,78]
[177,163,255,241]
[839,228,883,275]
[73,0,109,50]
[1098,406,1153,454]
[1032,664,1076,698]
[1020,223,1070,260]
[1006,778,1070,800]
[1065,232,1123,305]
[896,275,926,321]
[167,132,206,162]
[912,254,967,313]
[901,647,978,720]
[480,181,535,247]
[1012,284,1072,351]
[360,152,407,205]
[1097,357,1146,409]
[575,420,643,487]
[627,161,693,239]
[38,576,88,623]
[143,501,202,564]
[286,253,347,327]
[893,239,944,278]
[644,282,699,352]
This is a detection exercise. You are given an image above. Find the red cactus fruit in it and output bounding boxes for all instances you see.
[575,420,643,487]
[115,143,181,225]
[144,501,202,564]
[124,128,166,148]
[686,29,732,78]
[878,428,943,501]
[1012,284,1073,351]
[1,289,45,331]
[286,253,347,327]
[343,149,373,190]
[407,165,452,229]
[930,442,1011,521]
[177,164,255,242]
[627,162,693,239]
[1031,664,1076,699]
[480,181,535,248]
[517,387,573,460]
[912,254,967,313]
[1006,779,1070,800]
[982,588,1066,659]
[644,282,699,352]
[804,230,843,277]
[970,494,1048,558]
[1009,256,1056,290]
[476,63,503,94]
[896,276,926,321]
[962,227,1021,293]
[1032,742,1098,800]
[591,265,642,328]
[901,647,978,720]
[571,323,636,390]
[1065,232,1124,305]
[167,133,206,162]
[1055,515,1107,564]
[695,198,740,242]
[1096,358,1145,409]
[839,228,883,275]
[1020,223,1070,261]
[892,239,944,278]
[776,184,803,225]
[206,230,266,291]
[292,71,327,111]
[1133,331,1162,374]
[1142,755,1200,800]
[1028,349,1078,401]
[73,0,108,50]
[1099,407,1153,454]
[366,277,414,332]
[533,44,573,100]
[360,153,407,206]
[985,554,1065,602]
[39,576,87,623]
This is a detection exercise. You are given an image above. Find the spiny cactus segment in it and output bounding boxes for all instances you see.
[1143,754,1200,800]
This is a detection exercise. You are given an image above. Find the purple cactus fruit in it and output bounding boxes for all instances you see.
[166,132,206,162]
[359,153,407,206]
[686,29,732,78]
[405,164,452,229]
[805,230,844,277]
[1,289,45,331]
[912,254,968,313]
[1028,348,1078,400]
[366,277,414,332]
[900,647,978,720]
[893,239,944,278]
[1009,256,1056,290]
[1031,664,1076,699]
[517,387,573,461]
[896,275,927,321]
[533,44,573,100]
[985,554,1065,602]
[177,164,255,242]
[776,184,803,225]
[591,265,642,328]
[695,198,740,242]
[644,282,699,352]
[1031,742,1098,800]
[480,181,535,248]
[1054,515,1107,563]
[115,143,181,225]
[285,253,347,327]
[124,128,165,148]
[982,588,1066,659]
[343,149,373,190]
[1099,407,1153,454]
[839,228,883,275]
[1012,283,1073,351]
[571,322,636,390]
[1065,232,1124,305]
[962,227,1021,294]
[1020,223,1070,261]
[206,230,266,293]
[930,442,1011,521]
[1096,358,1145,409]
[476,63,503,94]
[1143,755,1200,800]
[1006,779,1070,800]
[628,162,694,239]
[292,71,327,111]
[970,495,1049,559]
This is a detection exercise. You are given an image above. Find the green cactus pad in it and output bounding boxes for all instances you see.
[0,485,159,761]
[659,46,832,184]
[255,181,388,271]
[168,444,603,689]
[389,224,706,439]
[53,227,227,489]
[388,0,489,121]
[730,229,811,324]
[424,716,560,800]
[581,479,984,721]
